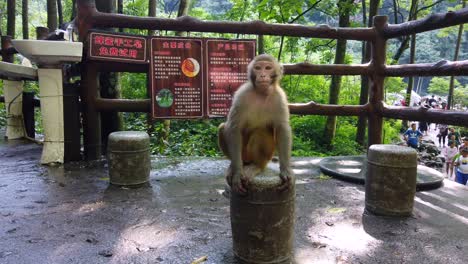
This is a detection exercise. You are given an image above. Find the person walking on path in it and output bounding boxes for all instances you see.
[403,123,423,149]
[428,95,437,108]
[453,147,468,185]
[419,121,428,136]
[436,124,448,147]
[460,137,468,150]
[443,140,458,179]
[447,128,462,147]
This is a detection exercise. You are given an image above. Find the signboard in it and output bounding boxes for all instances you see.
[89,31,147,63]
[206,40,255,117]
[150,38,204,118]
[149,37,256,119]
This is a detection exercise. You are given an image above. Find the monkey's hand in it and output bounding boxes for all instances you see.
[277,169,293,192]
[231,171,248,194]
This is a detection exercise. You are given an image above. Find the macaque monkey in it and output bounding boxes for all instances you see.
[218,54,293,194]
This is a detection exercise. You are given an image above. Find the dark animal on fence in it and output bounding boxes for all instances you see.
[218,54,292,194]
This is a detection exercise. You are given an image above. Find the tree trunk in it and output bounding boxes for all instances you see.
[257,0,263,54]
[447,0,465,110]
[118,0,123,32]
[95,0,122,153]
[323,0,353,148]
[390,0,418,64]
[147,0,157,136]
[22,0,29,39]
[71,0,77,21]
[177,0,190,18]
[161,0,191,146]
[258,35,264,54]
[7,0,15,38]
[47,0,58,32]
[57,0,63,27]
[356,0,380,146]
[405,33,416,107]
[148,0,156,35]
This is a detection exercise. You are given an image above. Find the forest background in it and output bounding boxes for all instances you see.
[0,0,467,157]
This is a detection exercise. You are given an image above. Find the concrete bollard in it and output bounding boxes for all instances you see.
[230,174,295,264]
[107,131,150,186]
[365,144,417,216]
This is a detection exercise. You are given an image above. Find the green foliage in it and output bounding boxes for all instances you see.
[290,115,366,156]
[383,119,402,144]
[385,77,407,94]
[453,85,468,108]
[120,73,147,99]
[427,77,461,96]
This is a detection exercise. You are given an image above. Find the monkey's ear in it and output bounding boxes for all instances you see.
[279,63,284,76]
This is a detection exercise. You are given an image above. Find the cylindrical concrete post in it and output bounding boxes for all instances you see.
[230,174,295,264]
[107,131,150,186]
[366,144,417,216]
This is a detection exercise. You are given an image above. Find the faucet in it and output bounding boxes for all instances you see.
[54,24,74,42]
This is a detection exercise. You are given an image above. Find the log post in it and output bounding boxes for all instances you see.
[368,16,387,146]
[80,63,102,160]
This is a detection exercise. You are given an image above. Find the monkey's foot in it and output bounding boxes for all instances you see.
[224,165,233,186]
[222,184,231,199]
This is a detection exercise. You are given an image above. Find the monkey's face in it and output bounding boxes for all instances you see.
[253,61,276,94]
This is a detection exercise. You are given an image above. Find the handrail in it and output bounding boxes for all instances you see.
[378,102,468,127]
[283,63,371,76]
[385,60,468,76]
[383,8,468,39]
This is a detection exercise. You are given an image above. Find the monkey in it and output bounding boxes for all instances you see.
[218,54,293,194]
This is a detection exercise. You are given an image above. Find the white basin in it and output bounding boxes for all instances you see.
[0,61,37,80]
[11,40,83,65]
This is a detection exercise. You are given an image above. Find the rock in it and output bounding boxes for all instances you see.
[421,153,432,160]
[98,249,113,257]
[425,145,440,155]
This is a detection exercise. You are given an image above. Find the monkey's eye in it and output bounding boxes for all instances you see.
[265,66,273,70]
[254,66,262,70]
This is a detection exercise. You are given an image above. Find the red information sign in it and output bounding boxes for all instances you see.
[150,37,204,119]
[89,32,147,63]
[206,40,256,117]
[149,37,256,119]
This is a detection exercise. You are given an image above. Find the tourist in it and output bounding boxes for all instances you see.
[453,147,468,185]
[428,95,437,108]
[403,123,423,149]
[436,124,448,147]
[418,121,428,136]
[460,137,468,150]
[443,140,458,179]
[447,128,461,147]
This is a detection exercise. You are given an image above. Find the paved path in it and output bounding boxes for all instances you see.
[0,136,466,264]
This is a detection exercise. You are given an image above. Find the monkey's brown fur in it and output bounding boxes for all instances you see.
[218,54,292,194]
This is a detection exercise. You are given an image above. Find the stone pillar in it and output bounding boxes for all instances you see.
[230,174,295,263]
[366,144,417,216]
[38,68,65,164]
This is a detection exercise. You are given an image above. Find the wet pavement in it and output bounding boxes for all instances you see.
[0,134,467,264]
